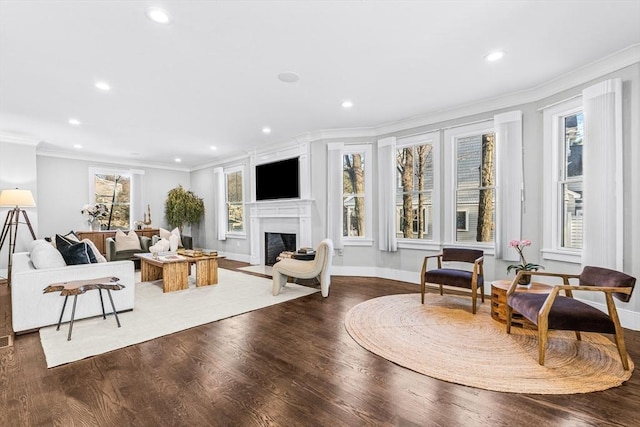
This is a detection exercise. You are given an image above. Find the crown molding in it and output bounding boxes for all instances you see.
[374,43,639,135]
[0,132,41,146]
[36,148,191,172]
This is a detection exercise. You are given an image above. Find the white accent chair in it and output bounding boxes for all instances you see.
[272,238,334,297]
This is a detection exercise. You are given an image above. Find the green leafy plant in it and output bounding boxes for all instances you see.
[164,185,205,232]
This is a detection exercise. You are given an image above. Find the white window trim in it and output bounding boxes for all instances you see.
[342,143,373,245]
[395,131,441,247]
[443,120,495,248]
[225,165,246,238]
[541,96,583,264]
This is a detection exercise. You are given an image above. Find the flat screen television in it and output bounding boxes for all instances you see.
[255,157,300,201]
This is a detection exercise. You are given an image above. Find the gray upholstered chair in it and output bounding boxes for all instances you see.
[105,235,151,262]
[420,248,484,314]
[272,239,334,297]
[506,266,636,370]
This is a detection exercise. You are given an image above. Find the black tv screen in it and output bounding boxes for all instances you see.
[255,157,300,201]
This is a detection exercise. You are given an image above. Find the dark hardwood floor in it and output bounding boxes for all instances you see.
[1,259,638,426]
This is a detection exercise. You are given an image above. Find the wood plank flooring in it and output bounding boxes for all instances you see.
[1,259,638,426]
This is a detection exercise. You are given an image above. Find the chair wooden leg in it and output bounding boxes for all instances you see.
[605,294,630,370]
[538,317,549,366]
[439,284,443,296]
[506,306,512,334]
[480,284,485,302]
[471,289,477,314]
[420,278,425,304]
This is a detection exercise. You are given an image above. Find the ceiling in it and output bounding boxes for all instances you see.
[1,1,639,170]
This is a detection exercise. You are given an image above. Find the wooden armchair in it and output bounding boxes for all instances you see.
[506,266,636,370]
[420,248,484,314]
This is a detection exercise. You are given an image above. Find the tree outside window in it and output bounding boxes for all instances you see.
[343,153,365,237]
[226,170,244,233]
[396,143,433,239]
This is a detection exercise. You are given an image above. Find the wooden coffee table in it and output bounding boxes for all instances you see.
[135,253,224,293]
[490,280,553,329]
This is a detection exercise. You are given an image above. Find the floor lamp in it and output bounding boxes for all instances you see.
[0,189,37,285]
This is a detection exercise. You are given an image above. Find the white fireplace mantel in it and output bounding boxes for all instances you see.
[248,198,314,265]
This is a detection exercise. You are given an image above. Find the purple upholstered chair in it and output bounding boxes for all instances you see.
[506,266,636,370]
[420,248,484,314]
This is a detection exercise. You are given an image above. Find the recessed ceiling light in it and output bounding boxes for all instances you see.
[73,144,83,149]
[341,100,353,109]
[95,81,111,91]
[174,158,181,163]
[262,127,271,134]
[68,118,81,126]
[146,7,171,24]
[210,146,217,150]
[485,50,505,62]
[277,72,300,83]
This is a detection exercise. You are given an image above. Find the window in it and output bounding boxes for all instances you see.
[560,111,584,249]
[225,167,244,233]
[342,144,372,240]
[455,131,495,243]
[456,210,469,231]
[395,138,434,240]
[443,121,495,247]
[542,96,584,262]
[89,169,131,230]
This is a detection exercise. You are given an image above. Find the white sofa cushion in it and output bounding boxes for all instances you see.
[29,240,66,269]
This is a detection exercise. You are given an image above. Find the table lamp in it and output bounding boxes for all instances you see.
[0,188,37,285]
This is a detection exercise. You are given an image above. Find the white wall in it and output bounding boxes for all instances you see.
[0,139,38,273]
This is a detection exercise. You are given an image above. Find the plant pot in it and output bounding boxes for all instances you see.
[91,218,101,231]
[517,274,532,286]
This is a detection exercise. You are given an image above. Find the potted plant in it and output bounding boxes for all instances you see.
[164,185,205,233]
[506,239,544,286]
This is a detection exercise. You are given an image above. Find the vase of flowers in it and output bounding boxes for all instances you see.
[506,239,544,286]
[81,203,109,231]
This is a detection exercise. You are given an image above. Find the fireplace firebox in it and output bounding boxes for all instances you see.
[265,232,296,265]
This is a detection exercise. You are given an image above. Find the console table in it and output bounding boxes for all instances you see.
[77,228,158,255]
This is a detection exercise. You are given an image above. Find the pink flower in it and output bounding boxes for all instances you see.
[520,240,531,247]
[509,240,520,248]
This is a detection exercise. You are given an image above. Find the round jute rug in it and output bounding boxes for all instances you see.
[344,293,634,394]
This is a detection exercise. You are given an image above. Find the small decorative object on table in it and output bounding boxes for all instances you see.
[81,203,109,231]
[506,239,544,286]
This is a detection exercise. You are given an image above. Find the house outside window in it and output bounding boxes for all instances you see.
[560,111,584,249]
[226,168,244,233]
[342,144,372,239]
[89,169,131,230]
[395,139,434,240]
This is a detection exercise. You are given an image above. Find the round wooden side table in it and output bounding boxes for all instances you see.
[490,280,553,329]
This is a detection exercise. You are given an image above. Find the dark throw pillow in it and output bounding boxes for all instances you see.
[57,241,97,265]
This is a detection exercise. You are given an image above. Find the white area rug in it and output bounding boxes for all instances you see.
[238,265,273,276]
[40,268,318,368]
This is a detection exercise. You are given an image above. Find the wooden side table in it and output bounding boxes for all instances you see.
[43,276,124,340]
[490,280,553,329]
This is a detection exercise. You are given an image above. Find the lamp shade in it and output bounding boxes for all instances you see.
[0,188,36,207]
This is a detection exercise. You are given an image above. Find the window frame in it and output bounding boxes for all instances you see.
[443,121,496,251]
[542,97,583,263]
[88,167,133,230]
[341,143,373,246]
[395,131,440,249]
[224,165,245,238]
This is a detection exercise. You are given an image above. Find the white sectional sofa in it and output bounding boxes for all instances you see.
[11,251,136,333]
